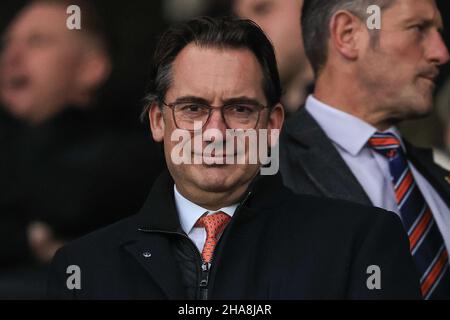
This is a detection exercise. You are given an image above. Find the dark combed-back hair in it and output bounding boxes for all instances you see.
[142,16,281,119]
[302,0,395,76]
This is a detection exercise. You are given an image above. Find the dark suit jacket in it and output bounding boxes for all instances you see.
[280,108,450,208]
[47,171,421,299]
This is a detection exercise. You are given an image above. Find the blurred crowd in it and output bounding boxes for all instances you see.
[0,0,449,298]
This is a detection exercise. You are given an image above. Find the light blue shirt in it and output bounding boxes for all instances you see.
[305,95,450,251]
[173,185,238,253]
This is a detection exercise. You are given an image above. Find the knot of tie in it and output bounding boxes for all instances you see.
[196,211,231,263]
[368,132,402,159]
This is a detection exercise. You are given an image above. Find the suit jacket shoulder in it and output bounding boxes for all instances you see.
[280,108,371,205]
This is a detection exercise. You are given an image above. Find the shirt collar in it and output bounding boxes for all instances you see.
[173,185,238,235]
[305,95,405,155]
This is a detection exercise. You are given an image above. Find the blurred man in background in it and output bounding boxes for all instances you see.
[0,0,111,125]
[0,0,163,298]
[233,0,313,114]
[281,0,450,299]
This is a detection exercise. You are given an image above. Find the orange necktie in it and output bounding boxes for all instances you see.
[195,211,231,263]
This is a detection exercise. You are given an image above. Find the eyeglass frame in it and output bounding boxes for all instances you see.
[160,99,271,131]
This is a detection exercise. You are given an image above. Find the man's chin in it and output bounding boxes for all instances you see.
[196,177,235,193]
[396,91,434,120]
[409,99,434,118]
[192,165,241,191]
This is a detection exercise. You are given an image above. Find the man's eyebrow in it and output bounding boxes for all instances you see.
[172,96,265,105]
[222,96,264,105]
[172,96,210,104]
[427,17,444,32]
[404,16,444,31]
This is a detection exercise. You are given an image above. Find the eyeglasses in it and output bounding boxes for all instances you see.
[161,100,269,131]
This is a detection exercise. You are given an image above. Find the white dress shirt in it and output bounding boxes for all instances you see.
[305,95,450,251]
[173,185,239,253]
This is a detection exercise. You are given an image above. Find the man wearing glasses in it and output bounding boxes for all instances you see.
[47,17,421,299]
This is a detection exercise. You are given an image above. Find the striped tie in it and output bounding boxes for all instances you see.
[369,132,450,299]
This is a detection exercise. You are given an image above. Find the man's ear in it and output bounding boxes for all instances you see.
[149,102,165,142]
[268,103,284,131]
[329,10,364,61]
[267,103,284,147]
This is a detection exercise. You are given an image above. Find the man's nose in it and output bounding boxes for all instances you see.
[204,108,228,133]
[428,31,450,66]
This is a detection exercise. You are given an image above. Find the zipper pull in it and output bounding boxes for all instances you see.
[200,262,210,300]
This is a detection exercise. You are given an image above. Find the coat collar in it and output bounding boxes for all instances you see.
[118,171,185,299]
[283,107,372,205]
[132,170,181,233]
[405,141,450,208]
[128,170,263,234]
[117,169,279,299]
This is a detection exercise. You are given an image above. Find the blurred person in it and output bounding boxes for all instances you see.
[0,0,163,297]
[233,0,313,114]
[163,0,209,22]
[0,0,111,125]
[280,0,450,299]
[47,17,420,300]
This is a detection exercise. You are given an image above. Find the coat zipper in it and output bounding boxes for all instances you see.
[199,190,252,299]
[199,261,210,300]
[137,229,212,300]
[137,190,252,300]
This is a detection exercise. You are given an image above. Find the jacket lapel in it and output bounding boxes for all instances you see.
[283,108,372,205]
[119,171,186,299]
[405,142,450,208]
